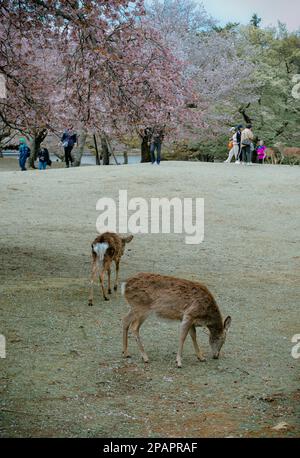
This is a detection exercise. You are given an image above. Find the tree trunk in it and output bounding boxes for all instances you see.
[73,127,87,167]
[101,136,110,165]
[52,150,64,161]
[105,135,120,165]
[238,105,252,125]
[140,128,152,162]
[93,134,100,165]
[28,129,48,168]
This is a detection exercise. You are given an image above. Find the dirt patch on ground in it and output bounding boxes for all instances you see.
[0,161,299,437]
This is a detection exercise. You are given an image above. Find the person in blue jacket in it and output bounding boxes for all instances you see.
[18,138,30,171]
[150,126,164,165]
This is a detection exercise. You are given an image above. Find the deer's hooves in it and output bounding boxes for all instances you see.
[88,300,93,306]
[104,297,110,301]
[114,285,118,291]
[198,356,206,362]
[108,288,112,294]
[122,352,131,359]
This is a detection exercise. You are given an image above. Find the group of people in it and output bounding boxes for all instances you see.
[17,123,268,171]
[224,124,267,165]
[18,126,77,171]
[18,138,51,171]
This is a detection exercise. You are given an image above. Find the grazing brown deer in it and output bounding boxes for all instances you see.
[122,273,231,367]
[265,147,281,164]
[275,143,300,164]
[88,232,133,305]
[266,143,300,165]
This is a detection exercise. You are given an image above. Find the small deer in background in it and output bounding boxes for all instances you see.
[88,232,133,304]
[122,273,231,368]
[265,147,281,164]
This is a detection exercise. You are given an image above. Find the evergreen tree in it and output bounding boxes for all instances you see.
[250,13,262,28]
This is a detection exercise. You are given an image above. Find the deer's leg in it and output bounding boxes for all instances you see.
[114,259,120,291]
[88,258,98,306]
[176,318,192,368]
[122,310,135,358]
[99,268,109,301]
[189,325,206,362]
[107,267,112,294]
[131,315,149,363]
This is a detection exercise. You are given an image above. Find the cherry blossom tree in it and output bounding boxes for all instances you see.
[0,1,205,164]
[146,0,259,142]
[0,2,64,165]
[47,1,201,162]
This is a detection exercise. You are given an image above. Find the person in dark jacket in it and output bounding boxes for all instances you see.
[18,138,30,171]
[235,124,243,164]
[61,126,77,167]
[37,144,50,170]
[150,127,164,165]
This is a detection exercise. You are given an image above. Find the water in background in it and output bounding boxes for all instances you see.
[2,152,140,165]
[69,154,140,165]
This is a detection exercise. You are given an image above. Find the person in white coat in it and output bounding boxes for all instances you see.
[224,127,240,163]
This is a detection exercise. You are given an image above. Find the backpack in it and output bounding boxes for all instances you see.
[242,139,251,146]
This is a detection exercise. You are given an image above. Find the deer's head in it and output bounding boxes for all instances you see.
[121,234,133,254]
[121,235,133,245]
[209,316,231,359]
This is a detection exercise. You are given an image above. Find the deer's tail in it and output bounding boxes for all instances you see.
[92,242,109,261]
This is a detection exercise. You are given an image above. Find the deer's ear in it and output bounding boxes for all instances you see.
[224,316,232,331]
[122,235,133,245]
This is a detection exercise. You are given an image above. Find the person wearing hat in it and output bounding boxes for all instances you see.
[224,126,240,163]
[18,138,30,171]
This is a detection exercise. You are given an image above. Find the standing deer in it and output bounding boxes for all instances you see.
[122,273,231,367]
[275,143,300,164]
[88,232,133,305]
[265,147,281,164]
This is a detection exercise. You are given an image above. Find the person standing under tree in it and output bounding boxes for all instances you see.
[241,124,254,165]
[224,127,240,163]
[234,124,243,164]
[150,126,164,165]
[61,126,77,168]
[18,138,30,171]
[37,144,50,170]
